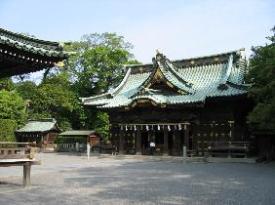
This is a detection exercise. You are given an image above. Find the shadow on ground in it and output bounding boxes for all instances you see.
[0,158,275,205]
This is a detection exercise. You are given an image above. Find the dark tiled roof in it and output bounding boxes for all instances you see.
[0,28,68,77]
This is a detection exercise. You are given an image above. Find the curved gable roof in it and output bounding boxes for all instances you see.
[82,49,248,109]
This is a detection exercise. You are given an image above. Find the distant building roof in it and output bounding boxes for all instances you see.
[16,118,60,133]
[82,49,250,109]
[59,130,97,136]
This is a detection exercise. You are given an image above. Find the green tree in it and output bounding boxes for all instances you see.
[15,81,37,101]
[65,33,135,97]
[13,33,138,140]
[15,73,80,131]
[0,119,17,141]
[63,33,138,140]
[0,78,15,91]
[247,27,275,131]
[0,90,27,126]
[0,79,26,141]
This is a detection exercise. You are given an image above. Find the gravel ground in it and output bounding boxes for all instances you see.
[0,153,275,205]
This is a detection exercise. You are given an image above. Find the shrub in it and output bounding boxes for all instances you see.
[0,119,17,142]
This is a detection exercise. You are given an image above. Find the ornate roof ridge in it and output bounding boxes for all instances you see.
[130,52,195,96]
[155,52,194,93]
[81,68,133,103]
[110,67,132,96]
[125,49,245,73]
[161,54,194,88]
[173,48,244,63]
[221,54,234,84]
[81,92,111,104]
[125,63,152,68]
[0,27,61,49]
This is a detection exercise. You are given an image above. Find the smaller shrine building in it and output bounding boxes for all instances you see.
[15,118,60,149]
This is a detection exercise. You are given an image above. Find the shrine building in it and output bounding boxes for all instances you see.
[82,49,251,156]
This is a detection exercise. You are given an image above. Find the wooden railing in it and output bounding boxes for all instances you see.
[196,140,250,158]
[0,142,37,159]
[207,141,250,158]
[0,142,40,187]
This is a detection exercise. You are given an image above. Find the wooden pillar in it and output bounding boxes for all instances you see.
[184,124,190,156]
[193,126,197,155]
[172,130,177,155]
[229,121,234,140]
[184,125,189,149]
[23,162,31,187]
[119,130,125,154]
[176,130,182,155]
[228,121,234,158]
[136,127,142,155]
[148,130,151,142]
[163,127,169,156]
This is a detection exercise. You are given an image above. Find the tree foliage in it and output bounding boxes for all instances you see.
[247,27,275,131]
[0,90,27,126]
[0,78,15,91]
[0,119,17,141]
[1,32,137,141]
[16,73,80,131]
[62,33,136,139]
[65,33,134,97]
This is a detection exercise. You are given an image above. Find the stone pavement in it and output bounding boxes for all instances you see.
[0,153,275,205]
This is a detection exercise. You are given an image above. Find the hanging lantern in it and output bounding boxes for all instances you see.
[146,125,149,131]
[125,125,128,131]
[178,124,182,130]
[157,125,160,130]
[134,125,137,131]
[168,125,171,131]
[120,125,123,130]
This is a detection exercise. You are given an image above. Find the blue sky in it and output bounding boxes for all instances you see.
[0,0,274,63]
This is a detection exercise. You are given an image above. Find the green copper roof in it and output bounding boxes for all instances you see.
[82,49,249,109]
[16,118,60,133]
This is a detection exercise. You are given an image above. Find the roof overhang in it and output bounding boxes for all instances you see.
[0,28,68,77]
